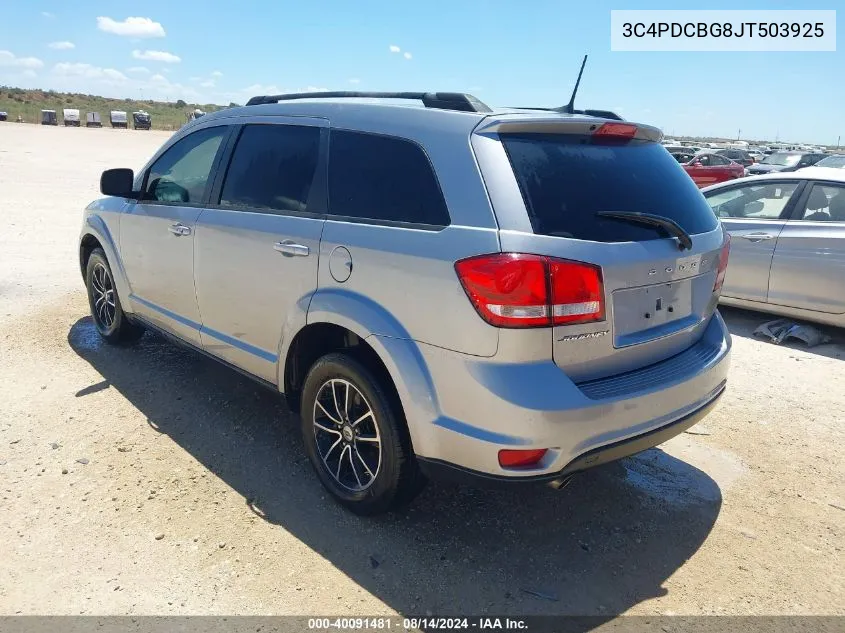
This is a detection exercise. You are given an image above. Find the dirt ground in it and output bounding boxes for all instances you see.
[0,124,843,617]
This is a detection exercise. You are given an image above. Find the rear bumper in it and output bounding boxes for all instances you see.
[418,381,725,487]
[402,312,731,480]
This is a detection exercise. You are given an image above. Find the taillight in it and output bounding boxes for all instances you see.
[498,448,548,469]
[713,234,731,293]
[455,253,604,328]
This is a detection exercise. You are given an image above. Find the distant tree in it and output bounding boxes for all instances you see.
[176,99,187,108]
[229,102,240,108]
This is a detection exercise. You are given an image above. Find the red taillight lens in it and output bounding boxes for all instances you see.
[455,253,604,328]
[713,234,731,293]
[593,122,638,139]
[498,448,548,468]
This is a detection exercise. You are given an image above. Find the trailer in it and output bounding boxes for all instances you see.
[110,110,128,128]
[86,112,103,128]
[63,108,81,127]
[0,112,8,122]
[41,110,58,126]
[133,111,152,130]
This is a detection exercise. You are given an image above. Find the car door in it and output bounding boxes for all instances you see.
[193,119,326,384]
[120,125,229,346]
[767,182,845,314]
[704,179,804,302]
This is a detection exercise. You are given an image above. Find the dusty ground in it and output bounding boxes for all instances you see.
[0,124,843,617]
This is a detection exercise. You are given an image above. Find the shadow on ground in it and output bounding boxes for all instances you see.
[69,316,722,617]
[720,306,845,361]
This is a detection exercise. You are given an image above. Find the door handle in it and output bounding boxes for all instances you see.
[273,241,310,257]
[168,223,192,236]
[738,232,774,242]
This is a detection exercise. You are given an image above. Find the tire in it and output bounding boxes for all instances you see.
[85,248,144,344]
[300,352,425,515]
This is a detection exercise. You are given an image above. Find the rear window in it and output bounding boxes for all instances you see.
[501,134,718,242]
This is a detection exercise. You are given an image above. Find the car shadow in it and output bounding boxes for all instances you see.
[720,306,845,360]
[68,316,722,618]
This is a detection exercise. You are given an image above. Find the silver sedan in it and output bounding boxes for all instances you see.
[702,167,845,328]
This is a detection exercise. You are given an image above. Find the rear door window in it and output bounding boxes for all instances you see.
[328,130,450,227]
[219,124,321,214]
[501,134,718,241]
[705,181,801,219]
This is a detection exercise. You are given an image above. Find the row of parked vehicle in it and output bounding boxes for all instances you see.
[36,108,152,129]
[664,142,839,187]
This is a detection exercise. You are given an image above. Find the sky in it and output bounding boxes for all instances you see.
[0,0,842,145]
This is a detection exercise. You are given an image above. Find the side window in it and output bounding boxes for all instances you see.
[220,124,321,214]
[796,184,845,222]
[143,127,226,204]
[697,155,712,167]
[712,155,731,166]
[328,130,450,226]
[705,182,800,219]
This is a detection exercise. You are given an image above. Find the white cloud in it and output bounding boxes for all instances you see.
[41,11,55,19]
[48,41,75,50]
[389,45,401,53]
[403,52,412,60]
[97,16,165,38]
[132,50,181,63]
[21,69,38,79]
[200,80,215,88]
[348,78,361,84]
[127,66,150,74]
[211,70,223,77]
[150,73,168,83]
[53,62,127,82]
[0,50,45,69]
[243,83,282,95]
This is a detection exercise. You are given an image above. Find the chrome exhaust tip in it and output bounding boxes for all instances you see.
[547,475,574,490]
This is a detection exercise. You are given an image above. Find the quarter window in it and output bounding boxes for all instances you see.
[143,126,226,204]
[328,130,450,226]
[220,124,321,214]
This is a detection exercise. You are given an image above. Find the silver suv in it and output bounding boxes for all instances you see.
[80,91,731,515]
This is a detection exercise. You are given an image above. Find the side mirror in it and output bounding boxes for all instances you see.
[100,168,137,198]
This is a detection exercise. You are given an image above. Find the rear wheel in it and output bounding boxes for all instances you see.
[300,353,425,515]
[85,248,143,344]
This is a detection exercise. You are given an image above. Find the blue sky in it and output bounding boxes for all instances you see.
[0,1,841,145]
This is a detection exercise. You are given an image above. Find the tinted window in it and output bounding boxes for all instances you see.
[797,184,845,221]
[705,182,800,219]
[711,154,732,166]
[220,124,320,213]
[328,130,449,226]
[501,134,718,242]
[144,127,226,203]
[815,155,845,169]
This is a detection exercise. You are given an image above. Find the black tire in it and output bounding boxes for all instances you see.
[85,248,144,344]
[300,352,425,515]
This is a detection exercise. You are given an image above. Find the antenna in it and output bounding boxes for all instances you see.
[558,54,588,114]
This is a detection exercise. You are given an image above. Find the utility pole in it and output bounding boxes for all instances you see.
[837,135,841,150]
[737,128,741,140]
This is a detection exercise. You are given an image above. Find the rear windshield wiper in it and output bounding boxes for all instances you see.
[596,211,693,251]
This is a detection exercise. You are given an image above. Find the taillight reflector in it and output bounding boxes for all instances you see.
[455,253,604,328]
[498,449,548,468]
[713,234,731,293]
[594,122,638,139]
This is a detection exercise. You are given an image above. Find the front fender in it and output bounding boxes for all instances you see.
[305,288,441,456]
[80,207,132,312]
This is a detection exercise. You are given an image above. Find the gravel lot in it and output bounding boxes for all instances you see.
[0,124,843,616]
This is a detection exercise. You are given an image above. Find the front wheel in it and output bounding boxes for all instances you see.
[85,248,144,344]
[300,353,425,515]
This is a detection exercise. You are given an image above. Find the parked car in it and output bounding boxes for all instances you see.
[110,110,128,129]
[41,109,58,126]
[63,108,81,127]
[812,154,845,169]
[702,168,845,328]
[133,111,152,130]
[86,112,103,128]
[80,91,731,514]
[716,148,755,167]
[671,150,696,164]
[682,152,746,187]
[746,151,826,175]
[0,111,8,122]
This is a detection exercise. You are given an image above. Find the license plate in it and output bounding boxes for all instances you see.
[612,280,693,338]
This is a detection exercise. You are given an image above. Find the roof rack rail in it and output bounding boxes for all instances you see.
[245,91,492,113]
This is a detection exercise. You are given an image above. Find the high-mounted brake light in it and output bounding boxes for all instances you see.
[713,234,731,294]
[455,253,604,328]
[593,122,638,139]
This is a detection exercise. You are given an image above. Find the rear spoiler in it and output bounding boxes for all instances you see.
[473,116,663,142]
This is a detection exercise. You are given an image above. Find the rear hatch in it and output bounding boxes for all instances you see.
[472,116,728,382]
